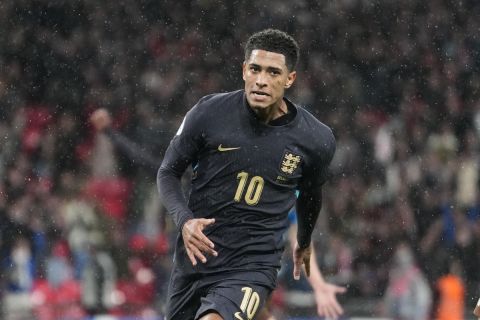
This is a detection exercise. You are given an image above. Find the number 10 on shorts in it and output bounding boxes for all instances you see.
[234,287,260,320]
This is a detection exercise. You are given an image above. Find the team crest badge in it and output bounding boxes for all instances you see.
[280,151,302,175]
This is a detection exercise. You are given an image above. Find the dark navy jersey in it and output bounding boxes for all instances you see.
[158,89,335,274]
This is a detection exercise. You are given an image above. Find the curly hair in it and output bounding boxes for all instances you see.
[244,29,299,71]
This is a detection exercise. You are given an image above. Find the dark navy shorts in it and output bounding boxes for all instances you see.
[166,267,277,320]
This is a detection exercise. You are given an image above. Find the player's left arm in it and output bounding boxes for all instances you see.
[294,126,336,272]
[293,127,344,318]
[294,183,322,278]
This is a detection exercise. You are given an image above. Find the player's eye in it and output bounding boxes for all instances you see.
[250,66,260,72]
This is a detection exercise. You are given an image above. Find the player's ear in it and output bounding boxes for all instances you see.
[285,70,296,89]
[242,62,247,81]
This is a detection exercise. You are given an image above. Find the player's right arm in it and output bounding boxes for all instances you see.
[157,99,217,265]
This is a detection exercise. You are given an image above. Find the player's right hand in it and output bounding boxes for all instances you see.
[182,218,218,266]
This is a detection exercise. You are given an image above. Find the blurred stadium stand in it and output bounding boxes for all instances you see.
[1,0,480,319]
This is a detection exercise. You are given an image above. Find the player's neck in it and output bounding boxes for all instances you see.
[251,99,288,124]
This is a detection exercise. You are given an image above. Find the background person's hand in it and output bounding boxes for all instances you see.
[182,218,217,266]
[313,281,346,319]
[90,108,112,132]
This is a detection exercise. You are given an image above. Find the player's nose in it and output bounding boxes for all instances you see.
[255,72,268,87]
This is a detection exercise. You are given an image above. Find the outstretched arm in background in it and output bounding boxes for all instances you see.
[289,221,346,319]
[90,108,160,175]
[90,108,160,173]
[257,205,347,320]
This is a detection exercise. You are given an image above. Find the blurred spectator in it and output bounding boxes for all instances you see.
[382,241,432,320]
[81,242,117,315]
[2,237,35,320]
[46,240,74,288]
[434,258,465,320]
[89,107,172,237]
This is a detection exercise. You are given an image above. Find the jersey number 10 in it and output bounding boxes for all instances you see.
[234,172,264,205]
[234,287,260,320]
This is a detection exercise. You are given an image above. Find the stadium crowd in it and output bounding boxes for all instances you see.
[1,0,480,319]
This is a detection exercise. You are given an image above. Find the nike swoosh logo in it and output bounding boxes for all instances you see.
[218,144,241,152]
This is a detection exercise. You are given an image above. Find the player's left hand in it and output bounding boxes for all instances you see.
[293,242,311,280]
[313,281,346,319]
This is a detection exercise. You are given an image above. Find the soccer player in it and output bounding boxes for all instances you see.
[91,109,346,319]
[157,28,337,320]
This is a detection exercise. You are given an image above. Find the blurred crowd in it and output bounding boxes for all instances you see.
[1,0,480,319]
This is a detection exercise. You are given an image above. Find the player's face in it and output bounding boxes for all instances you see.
[243,49,296,111]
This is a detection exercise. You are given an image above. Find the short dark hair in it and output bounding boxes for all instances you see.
[244,29,299,71]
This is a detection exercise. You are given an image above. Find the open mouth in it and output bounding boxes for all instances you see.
[251,91,269,96]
